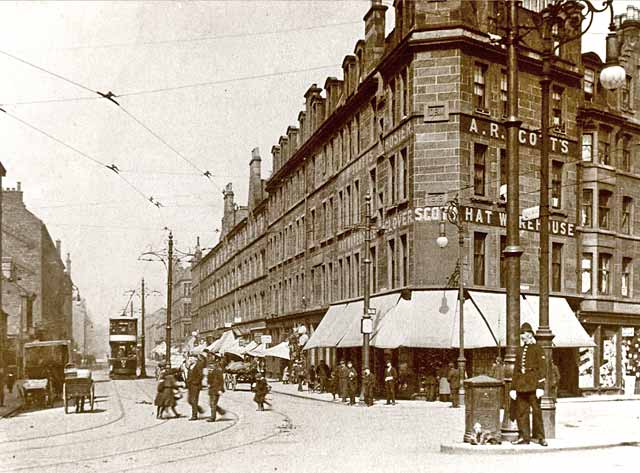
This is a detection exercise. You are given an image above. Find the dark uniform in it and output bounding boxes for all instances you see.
[447,365,460,408]
[187,356,206,420]
[207,362,226,422]
[384,364,397,405]
[512,330,546,444]
[362,370,376,406]
[346,364,358,405]
[254,376,270,411]
[337,362,348,402]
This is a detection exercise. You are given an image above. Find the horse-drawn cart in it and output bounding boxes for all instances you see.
[20,340,70,409]
[223,361,257,391]
[63,367,95,414]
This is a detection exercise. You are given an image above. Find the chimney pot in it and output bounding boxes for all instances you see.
[17,182,21,191]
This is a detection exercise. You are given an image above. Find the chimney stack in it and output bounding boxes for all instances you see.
[66,252,72,276]
[248,147,263,210]
[363,0,387,75]
[55,239,61,257]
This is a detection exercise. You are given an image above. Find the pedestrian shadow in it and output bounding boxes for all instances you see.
[69,408,107,414]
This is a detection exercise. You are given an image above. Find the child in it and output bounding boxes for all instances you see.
[254,374,270,411]
[154,368,167,419]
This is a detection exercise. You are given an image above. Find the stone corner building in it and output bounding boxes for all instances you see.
[192,0,640,396]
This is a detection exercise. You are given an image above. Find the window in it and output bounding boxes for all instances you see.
[399,148,408,201]
[500,70,508,116]
[310,208,316,244]
[327,262,333,302]
[598,190,612,229]
[338,190,344,230]
[328,197,334,236]
[584,68,595,100]
[473,232,487,285]
[354,253,361,296]
[353,116,360,156]
[401,68,409,117]
[599,128,611,166]
[582,133,593,162]
[621,135,631,172]
[551,242,563,292]
[598,253,612,295]
[622,74,632,109]
[370,101,376,144]
[345,185,352,227]
[581,189,593,227]
[474,143,487,196]
[321,201,327,238]
[551,161,563,209]
[551,86,563,129]
[622,196,633,234]
[499,235,507,289]
[622,257,632,297]
[338,259,344,299]
[345,256,351,298]
[389,78,396,125]
[473,63,487,110]
[388,238,396,289]
[400,234,408,286]
[389,155,397,204]
[354,180,360,224]
[498,148,507,201]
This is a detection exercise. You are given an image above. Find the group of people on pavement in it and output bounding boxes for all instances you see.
[154,348,272,422]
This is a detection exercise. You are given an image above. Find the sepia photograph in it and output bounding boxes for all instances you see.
[0,0,639,471]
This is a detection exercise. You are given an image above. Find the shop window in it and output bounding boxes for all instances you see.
[581,253,592,294]
[473,63,487,111]
[551,161,563,209]
[598,253,612,295]
[582,189,593,227]
[622,196,633,235]
[473,232,487,286]
[551,242,563,292]
[474,143,487,196]
[598,190,612,229]
[622,257,632,297]
[582,133,593,162]
[600,330,618,387]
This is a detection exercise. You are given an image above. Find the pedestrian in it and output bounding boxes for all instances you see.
[329,366,339,400]
[187,353,206,420]
[308,364,316,392]
[6,369,15,394]
[425,370,437,402]
[438,365,451,402]
[155,368,182,419]
[0,366,5,407]
[362,368,376,406]
[337,360,348,402]
[295,360,305,392]
[550,361,561,401]
[346,361,358,405]
[384,360,397,405]
[254,373,271,411]
[317,360,330,393]
[282,365,289,384]
[510,322,548,447]
[447,362,460,408]
[206,357,226,422]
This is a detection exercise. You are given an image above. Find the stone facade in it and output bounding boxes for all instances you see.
[171,261,192,345]
[191,0,640,394]
[1,182,73,371]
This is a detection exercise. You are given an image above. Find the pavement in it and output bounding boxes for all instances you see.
[268,379,640,455]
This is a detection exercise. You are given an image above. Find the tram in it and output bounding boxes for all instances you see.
[109,317,138,378]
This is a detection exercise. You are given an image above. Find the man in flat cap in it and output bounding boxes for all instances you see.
[510,322,548,446]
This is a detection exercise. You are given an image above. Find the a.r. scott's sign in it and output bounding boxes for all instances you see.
[460,114,577,156]
[381,205,575,237]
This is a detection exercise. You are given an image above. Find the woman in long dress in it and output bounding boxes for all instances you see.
[155,369,182,419]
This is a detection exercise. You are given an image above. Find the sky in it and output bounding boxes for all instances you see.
[0,0,633,336]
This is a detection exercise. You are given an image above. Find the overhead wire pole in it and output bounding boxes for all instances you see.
[165,232,174,365]
[140,278,147,378]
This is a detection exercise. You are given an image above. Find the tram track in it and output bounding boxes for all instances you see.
[0,379,170,455]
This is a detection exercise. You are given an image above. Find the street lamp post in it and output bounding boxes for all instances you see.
[436,195,465,407]
[499,0,625,439]
[361,194,373,373]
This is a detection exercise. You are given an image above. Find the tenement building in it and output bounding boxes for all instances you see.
[192,0,640,396]
[2,182,73,374]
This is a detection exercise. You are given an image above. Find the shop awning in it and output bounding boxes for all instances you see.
[337,293,401,348]
[371,290,459,349]
[246,343,267,357]
[520,295,595,348]
[232,326,252,337]
[207,330,235,353]
[304,304,348,350]
[372,290,594,349]
[242,341,259,354]
[265,341,290,360]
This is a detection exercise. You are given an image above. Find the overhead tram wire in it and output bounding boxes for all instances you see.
[0,108,154,205]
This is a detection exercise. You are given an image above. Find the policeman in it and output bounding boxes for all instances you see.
[509,322,548,446]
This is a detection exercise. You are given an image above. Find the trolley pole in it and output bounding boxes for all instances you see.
[165,232,174,365]
[139,278,148,378]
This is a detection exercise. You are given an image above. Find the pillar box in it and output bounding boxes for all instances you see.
[463,375,503,443]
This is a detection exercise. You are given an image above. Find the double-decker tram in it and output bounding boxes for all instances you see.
[109,317,138,378]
